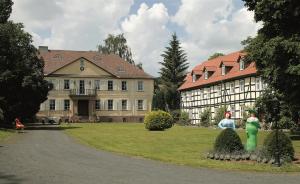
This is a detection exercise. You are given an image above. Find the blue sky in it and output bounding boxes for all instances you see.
[10,0,260,76]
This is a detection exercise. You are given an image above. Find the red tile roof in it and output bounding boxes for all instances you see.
[178,51,257,91]
[39,49,153,79]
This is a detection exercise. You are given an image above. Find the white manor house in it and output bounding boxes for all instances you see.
[178,51,267,124]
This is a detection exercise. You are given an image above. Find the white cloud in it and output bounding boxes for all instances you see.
[173,0,261,69]
[11,0,134,50]
[121,3,171,76]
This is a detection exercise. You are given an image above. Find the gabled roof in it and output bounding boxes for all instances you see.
[39,48,153,79]
[178,51,257,91]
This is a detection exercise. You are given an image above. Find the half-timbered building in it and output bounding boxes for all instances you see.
[178,51,267,124]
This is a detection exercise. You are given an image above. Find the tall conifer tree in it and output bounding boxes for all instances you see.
[159,33,188,110]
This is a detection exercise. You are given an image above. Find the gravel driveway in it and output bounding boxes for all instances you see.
[0,125,299,184]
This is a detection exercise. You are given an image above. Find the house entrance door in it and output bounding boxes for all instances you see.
[78,100,89,116]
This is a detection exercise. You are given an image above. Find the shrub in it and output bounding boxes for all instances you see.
[213,106,227,126]
[144,110,173,131]
[170,109,181,124]
[200,108,211,127]
[178,111,190,126]
[214,128,244,154]
[262,130,295,160]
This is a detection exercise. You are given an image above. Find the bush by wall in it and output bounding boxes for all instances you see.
[144,110,173,131]
[178,111,190,126]
[200,108,211,127]
[213,106,227,126]
[262,130,295,161]
[214,128,244,154]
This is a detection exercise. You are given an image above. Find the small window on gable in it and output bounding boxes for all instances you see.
[221,64,226,75]
[204,70,208,80]
[240,58,245,70]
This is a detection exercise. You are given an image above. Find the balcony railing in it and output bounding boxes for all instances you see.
[69,89,97,96]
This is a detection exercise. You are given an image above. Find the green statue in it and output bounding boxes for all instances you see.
[246,110,260,151]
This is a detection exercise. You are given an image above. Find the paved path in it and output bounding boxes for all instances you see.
[0,126,299,184]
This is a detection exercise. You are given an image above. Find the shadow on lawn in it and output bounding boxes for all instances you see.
[24,125,81,131]
[0,172,26,184]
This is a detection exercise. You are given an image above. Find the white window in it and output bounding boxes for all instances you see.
[122,81,127,91]
[192,74,196,82]
[204,70,208,79]
[240,105,245,118]
[239,80,245,92]
[122,100,127,110]
[108,99,113,110]
[138,100,143,110]
[230,82,235,94]
[218,85,222,96]
[231,105,235,118]
[137,81,144,91]
[221,64,225,75]
[240,59,245,70]
[64,80,70,89]
[95,100,100,110]
[64,100,70,110]
[49,99,55,111]
[95,80,100,90]
[108,80,113,91]
[256,77,261,90]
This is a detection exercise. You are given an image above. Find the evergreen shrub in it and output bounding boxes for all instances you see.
[144,110,173,131]
[262,130,294,161]
[214,128,244,154]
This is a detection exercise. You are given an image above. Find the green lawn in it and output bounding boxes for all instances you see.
[0,129,14,141]
[64,123,300,172]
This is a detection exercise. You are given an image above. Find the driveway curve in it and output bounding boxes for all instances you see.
[0,126,299,184]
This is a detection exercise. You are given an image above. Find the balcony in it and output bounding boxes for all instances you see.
[69,89,97,97]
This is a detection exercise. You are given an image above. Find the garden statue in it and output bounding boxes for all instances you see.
[246,109,260,151]
[218,111,235,130]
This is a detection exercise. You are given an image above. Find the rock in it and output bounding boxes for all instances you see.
[262,158,268,163]
[250,154,257,161]
[214,153,220,160]
[225,154,231,160]
[219,154,224,160]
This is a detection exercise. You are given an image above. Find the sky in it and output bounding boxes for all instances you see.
[10,0,261,77]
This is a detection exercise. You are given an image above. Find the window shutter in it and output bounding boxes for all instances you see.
[113,80,117,91]
[104,100,107,110]
[143,99,147,110]
[40,103,44,111]
[127,100,131,110]
[113,100,117,110]
[135,100,138,110]
[102,80,107,90]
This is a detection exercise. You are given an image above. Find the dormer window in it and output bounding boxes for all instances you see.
[221,64,225,75]
[192,74,196,82]
[240,58,245,70]
[204,70,208,80]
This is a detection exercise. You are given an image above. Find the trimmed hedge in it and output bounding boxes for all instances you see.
[144,110,173,131]
[214,128,244,153]
[262,130,295,160]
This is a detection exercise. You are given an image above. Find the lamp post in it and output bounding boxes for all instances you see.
[272,96,281,167]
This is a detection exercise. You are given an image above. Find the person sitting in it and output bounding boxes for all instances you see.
[218,111,236,130]
[15,118,25,133]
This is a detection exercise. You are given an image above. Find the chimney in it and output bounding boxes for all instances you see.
[39,46,48,53]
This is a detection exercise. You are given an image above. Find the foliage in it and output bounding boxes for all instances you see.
[159,33,189,110]
[255,88,297,129]
[0,0,13,23]
[208,52,224,60]
[242,0,300,120]
[0,0,51,127]
[178,111,190,126]
[200,108,211,127]
[236,110,248,129]
[213,106,227,126]
[262,130,295,160]
[98,33,135,64]
[144,110,173,131]
[213,128,244,154]
[169,109,181,123]
[152,78,166,110]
